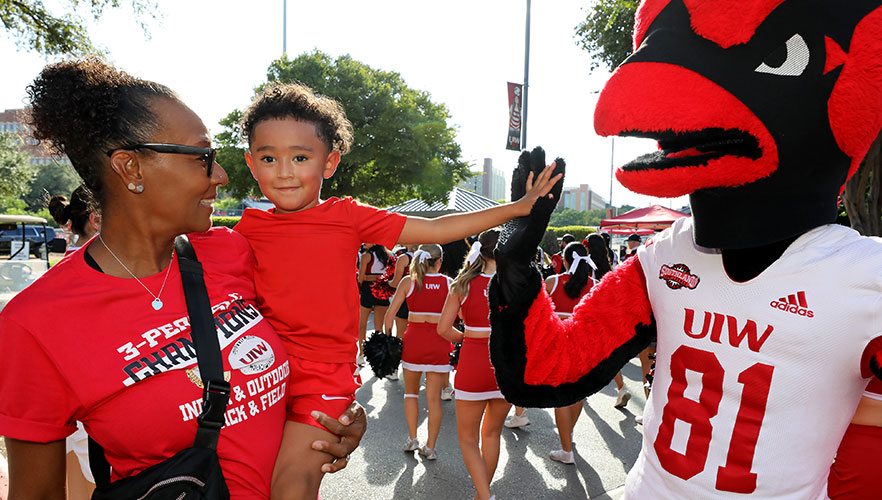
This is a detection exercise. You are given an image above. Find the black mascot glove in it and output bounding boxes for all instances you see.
[495,146,565,305]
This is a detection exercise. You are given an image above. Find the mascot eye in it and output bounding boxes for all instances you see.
[755,34,810,76]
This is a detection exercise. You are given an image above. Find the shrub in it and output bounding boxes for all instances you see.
[542,226,598,253]
[212,216,241,229]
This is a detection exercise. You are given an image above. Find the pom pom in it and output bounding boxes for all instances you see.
[448,342,462,367]
[364,331,402,378]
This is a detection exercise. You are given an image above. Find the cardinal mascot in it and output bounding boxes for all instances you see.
[489,1,882,498]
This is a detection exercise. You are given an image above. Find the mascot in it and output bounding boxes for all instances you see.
[489,1,882,498]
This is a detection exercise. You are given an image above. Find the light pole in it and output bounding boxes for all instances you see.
[282,0,287,57]
[609,136,615,216]
[522,0,531,149]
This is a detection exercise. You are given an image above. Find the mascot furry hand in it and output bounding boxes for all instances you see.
[489,1,882,498]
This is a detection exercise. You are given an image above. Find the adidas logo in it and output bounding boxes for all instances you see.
[769,291,814,318]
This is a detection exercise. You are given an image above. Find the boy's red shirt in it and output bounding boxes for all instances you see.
[235,196,407,363]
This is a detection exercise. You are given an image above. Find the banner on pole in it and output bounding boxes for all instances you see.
[506,82,523,151]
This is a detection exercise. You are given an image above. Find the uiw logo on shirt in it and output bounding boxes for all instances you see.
[425,283,441,290]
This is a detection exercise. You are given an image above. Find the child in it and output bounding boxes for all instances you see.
[233,82,561,499]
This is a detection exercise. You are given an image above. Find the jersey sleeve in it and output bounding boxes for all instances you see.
[489,255,655,408]
[0,314,79,442]
[348,198,407,248]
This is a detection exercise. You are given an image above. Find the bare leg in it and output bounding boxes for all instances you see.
[403,368,421,439]
[480,399,512,482]
[271,421,336,500]
[425,372,446,449]
[373,305,388,332]
[515,406,526,416]
[358,306,372,357]
[554,401,583,452]
[456,399,493,500]
[614,372,625,390]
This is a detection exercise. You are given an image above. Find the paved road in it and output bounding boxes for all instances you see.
[319,353,648,500]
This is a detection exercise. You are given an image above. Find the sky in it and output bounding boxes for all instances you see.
[0,0,687,210]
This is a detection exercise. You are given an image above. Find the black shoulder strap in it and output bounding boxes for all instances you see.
[89,235,231,487]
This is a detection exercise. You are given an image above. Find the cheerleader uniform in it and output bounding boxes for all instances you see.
[359,249,391,308]
[547,273,592,318]
[455,273,503,400]
[395,251,413,320]
[401,273,453,372]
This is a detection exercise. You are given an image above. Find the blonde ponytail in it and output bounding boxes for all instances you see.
[409,244,442,290]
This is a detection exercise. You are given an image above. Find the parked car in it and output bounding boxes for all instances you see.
[0,223,57,258]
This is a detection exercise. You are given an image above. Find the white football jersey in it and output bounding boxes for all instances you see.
[624,217,882,499]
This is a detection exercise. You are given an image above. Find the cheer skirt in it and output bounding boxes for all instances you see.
[454,337,503,400]
[401,322,453,373]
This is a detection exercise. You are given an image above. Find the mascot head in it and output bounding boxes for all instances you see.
[594,0,882,248]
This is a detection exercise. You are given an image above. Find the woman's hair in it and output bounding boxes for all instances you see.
[48,185,96,239]
[240,82,354,154]
[26,58,180,206]
[562,242,592,299]
[585,233,613,281]
[409,244,442,290]
[451,229,499,297]
[368,244,390,268]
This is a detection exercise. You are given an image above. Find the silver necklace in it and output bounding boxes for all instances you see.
[98,234,174,311]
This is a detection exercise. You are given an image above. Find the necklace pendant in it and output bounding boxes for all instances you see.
[152,298,164,311]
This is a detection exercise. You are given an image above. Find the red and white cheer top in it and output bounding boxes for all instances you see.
[460,274,493,331]
[406,273,451,315]
[548,273,592,318]
[625,217,882,500]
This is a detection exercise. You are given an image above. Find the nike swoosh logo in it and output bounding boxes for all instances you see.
[321,394,349,401]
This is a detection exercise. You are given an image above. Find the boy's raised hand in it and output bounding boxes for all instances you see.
[494,147,565,304]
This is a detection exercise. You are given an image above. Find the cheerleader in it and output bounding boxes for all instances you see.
[437,230,507,500]
[547,236,629,465]
[358,243,392,365]
[384,244,452,460]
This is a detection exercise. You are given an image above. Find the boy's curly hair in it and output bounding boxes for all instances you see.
[240,82,354,154]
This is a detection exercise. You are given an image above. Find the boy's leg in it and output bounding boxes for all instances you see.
[271,421,335,500]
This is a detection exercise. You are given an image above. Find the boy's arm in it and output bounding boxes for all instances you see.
[397,160,563,245]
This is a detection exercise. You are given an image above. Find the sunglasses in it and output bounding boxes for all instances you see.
[106,143,217,177]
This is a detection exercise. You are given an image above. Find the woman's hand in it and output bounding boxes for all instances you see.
[310,402,367,473]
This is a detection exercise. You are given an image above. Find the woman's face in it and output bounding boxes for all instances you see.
[140,98,227,234]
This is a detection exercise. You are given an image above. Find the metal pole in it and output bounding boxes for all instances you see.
[522,0,531,149]
[609,137,615,214]
[283,0,287,57]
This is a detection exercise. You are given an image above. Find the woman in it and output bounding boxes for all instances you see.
[357,243,392,365]
[0,58,362,499]
[437,229,508,500]
[546,237,629,465]
[384,245,415,380]
[384,244,452,460]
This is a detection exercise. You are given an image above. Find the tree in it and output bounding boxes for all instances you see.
[842,130,882,236]
[574,0,637,72]
[0,132,34,211]
[24,161,80,211]
[549,208,606,227]
[217,51,472,207]
[0,0,157,56]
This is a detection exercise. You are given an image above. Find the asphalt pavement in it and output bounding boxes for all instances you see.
[319,348,647,500]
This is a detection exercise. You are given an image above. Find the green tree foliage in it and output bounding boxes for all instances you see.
[0,132,35,211]
[0,0,157,55]
[24,161,80,211]
[217,51,472,207]
[549,208,607,227]
[574,0,638,72]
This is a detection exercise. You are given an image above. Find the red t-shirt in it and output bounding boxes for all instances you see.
[0,228,287,499]
[234,197,407,363]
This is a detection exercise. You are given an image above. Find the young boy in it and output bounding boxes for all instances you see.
[234,82,561,499]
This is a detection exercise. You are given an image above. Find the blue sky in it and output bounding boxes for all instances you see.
[0,0,686,209]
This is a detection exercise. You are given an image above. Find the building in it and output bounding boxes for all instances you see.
[0,108,70,166]
[458,158,505,201]
[558,184,607,212]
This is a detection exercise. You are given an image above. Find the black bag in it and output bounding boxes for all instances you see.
[89,235,231,500]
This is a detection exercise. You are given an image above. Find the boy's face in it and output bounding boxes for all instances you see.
[245,118,340,214]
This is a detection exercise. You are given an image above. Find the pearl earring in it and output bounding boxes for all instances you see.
[128,183,144,193]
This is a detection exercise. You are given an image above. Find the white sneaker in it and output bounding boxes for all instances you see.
[418,445,437,460]
[635,414,643,425]
[356,354,365,366]
[387,369,398,380]
[548,449,575,464]
[504,412,531,428]
[614,387,631,408]
[441,385,454,400]
[403,437,419,452]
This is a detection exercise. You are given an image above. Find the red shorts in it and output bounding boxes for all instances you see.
[286,355,361,431]
[454,337,503,400]
[401,322,452,372]
[828,423,882,499]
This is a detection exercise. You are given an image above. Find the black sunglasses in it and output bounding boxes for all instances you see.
[106,143,217,177]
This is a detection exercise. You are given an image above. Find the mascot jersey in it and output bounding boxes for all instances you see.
[628,217,882,499]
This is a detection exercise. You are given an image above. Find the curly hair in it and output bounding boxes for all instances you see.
[25,57,179,205]
[48,185,96,238]
[240,82,354,154]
